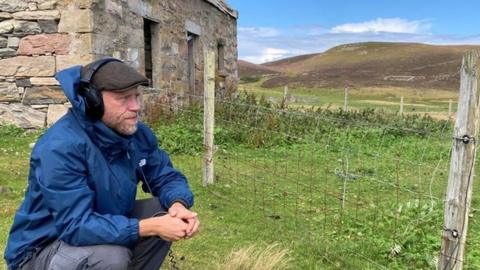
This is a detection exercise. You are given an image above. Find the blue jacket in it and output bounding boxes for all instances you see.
[4,66,194,269]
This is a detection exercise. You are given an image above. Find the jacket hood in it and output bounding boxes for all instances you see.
[55,65,87,114]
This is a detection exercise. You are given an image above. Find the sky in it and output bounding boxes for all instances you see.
[225,0,480,63]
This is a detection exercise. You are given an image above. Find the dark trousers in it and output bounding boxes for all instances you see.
[19,199,171,270]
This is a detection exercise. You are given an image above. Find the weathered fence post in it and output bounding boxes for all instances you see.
[343,86,348,111]
[283,85,289,108]
[438,51,479,270]
[399,96,404,115]
[448,99,453,119]
[203,48,215,186]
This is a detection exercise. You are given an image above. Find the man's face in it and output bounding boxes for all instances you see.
[101,87,142,135]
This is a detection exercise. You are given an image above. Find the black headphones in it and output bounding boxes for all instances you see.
[79,57,123,120]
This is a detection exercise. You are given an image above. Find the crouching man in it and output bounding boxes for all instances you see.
[4,57,200,270]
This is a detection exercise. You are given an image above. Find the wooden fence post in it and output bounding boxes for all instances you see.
[448,99,453,119]
[438,51,480,270]
[283,85,289,108]
[399,96,404,115]
[203,48,215,186]
[343,86,348,111]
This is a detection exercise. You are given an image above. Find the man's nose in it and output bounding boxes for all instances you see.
[127,97,141,112]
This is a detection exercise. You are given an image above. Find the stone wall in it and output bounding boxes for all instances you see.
[0,0,238,128]
[93,0,238,104]
[0,0,100,128]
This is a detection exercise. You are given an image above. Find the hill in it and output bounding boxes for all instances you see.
[240,42,480,90]
[237,59,280,77]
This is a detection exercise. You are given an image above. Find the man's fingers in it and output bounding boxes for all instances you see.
[187,218,200,237]
[164,229,187,242]
[186,217,196,234]
[191,219,200,236]
[168,209,178,217]
[179,210,197,220]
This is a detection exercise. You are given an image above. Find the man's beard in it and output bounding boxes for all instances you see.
[103,113,138,136]
[117,121,138,135]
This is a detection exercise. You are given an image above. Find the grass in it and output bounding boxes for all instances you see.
[219,243,291,270]
[169,135,478,269]
[0,91,479,269]
[0,126,43,270]
[150,97,477,269]
[238,79,458,118]
[167,142,450,269]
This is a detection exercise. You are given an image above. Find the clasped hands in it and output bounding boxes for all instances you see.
[138,202,200,242]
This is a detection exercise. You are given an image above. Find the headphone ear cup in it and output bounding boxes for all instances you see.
[81,84,104,120]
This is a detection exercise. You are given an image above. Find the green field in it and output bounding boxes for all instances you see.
[1,90,479,269]
[239,78,459,119]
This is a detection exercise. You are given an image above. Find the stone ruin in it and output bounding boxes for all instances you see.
[0,0,238,128]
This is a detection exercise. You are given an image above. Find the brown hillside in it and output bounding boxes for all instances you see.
[263,52,321,68]
[238,59,280,77]
[260,42,480,90]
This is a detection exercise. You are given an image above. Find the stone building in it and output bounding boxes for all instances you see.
[0,0,238,128]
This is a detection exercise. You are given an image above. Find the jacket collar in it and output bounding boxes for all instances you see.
[91,120,133,157]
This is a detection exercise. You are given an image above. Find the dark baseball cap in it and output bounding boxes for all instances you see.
[81,59,149,92]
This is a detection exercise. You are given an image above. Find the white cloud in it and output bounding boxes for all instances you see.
[330,18,431,34]
[237,19,480,64]
[246,48,290,63]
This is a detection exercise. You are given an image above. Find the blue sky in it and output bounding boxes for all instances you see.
[226,0,480,63]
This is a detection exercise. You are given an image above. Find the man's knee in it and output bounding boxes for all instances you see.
[86,244,131,270]
[49,242,131,270]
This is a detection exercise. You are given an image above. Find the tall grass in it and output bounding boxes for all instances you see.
[219,243,291,270]
[151,92,452,154]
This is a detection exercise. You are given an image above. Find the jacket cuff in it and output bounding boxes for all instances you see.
[128,218,140,243]
[169,199,189,209]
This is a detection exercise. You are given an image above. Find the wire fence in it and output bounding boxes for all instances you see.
[146,87,479,269]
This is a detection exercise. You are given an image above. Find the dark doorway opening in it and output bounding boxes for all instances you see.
[143,18,154,85]
[187,32,198,104]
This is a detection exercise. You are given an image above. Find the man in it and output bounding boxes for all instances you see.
[4,57,200,270]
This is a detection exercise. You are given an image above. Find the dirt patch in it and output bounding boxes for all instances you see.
[418,112,456,121]
[359,100,435,107]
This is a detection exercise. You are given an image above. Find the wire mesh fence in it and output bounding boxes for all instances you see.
[146,88,479,269]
